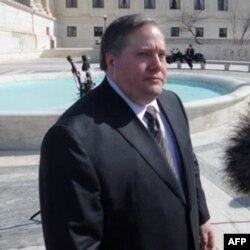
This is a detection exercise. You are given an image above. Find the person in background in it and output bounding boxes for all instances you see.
[39,14,215,250]
[185,44,195,69]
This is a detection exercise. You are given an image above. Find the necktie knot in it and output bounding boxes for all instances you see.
[145,105,158,120]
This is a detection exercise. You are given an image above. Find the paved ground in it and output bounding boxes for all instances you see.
[0,58,250,250]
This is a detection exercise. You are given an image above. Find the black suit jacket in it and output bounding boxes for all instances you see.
[186,48,195,58]
[39,78,210,250]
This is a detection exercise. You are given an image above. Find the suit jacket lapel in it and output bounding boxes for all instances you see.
[158,93,194,205]
[102,80,186,204]
[118,117,187,204]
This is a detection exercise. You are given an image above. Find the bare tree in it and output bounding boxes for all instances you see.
[238,15,250,45]
[173,9,208,45]
[230,4,250,45]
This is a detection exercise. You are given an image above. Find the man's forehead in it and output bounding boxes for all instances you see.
[126,26,165,41]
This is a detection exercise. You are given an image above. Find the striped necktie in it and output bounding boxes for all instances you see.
[144,105,178,180]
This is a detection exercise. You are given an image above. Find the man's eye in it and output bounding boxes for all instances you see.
[138,52,149,57]
[159,53,166,61]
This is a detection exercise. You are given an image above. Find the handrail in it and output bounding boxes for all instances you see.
[171,60,250,72]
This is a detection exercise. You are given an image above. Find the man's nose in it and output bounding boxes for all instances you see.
[150,55,162,70]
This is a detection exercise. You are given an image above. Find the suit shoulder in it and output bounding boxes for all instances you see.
[57,82,107,123]
[159,89,188,121]
[161,89,182,103]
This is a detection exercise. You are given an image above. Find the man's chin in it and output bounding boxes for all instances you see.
[151,86,164,96]
[146,88,163,102]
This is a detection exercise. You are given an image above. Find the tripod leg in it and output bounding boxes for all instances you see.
[30,210,41,220]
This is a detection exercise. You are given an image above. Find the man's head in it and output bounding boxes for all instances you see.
[100,14,162,71]
[100,14,167,105]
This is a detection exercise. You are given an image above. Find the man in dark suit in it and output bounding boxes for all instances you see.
[185,44,195,69]
[39,14,215,250]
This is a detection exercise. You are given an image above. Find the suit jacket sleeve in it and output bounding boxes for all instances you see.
[174,92,210,225]
[39,124,103,250]
[193,153,210,225]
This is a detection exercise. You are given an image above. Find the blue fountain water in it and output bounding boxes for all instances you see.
[0,77,229,112]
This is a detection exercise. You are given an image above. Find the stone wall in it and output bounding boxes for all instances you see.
[0,0,55,62]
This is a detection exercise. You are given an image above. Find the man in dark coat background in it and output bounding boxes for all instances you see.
[185,44,195,69]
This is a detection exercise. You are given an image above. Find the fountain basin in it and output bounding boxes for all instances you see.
[0,72,249,150]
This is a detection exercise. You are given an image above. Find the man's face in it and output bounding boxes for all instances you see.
[106,24,167,105]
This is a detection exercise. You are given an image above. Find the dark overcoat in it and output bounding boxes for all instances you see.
[39,78,210,250]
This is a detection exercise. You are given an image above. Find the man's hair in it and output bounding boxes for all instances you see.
[100,14,161,71]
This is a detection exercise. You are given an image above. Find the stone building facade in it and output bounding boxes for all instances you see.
[49,0,250,48]
[1,0,250,61]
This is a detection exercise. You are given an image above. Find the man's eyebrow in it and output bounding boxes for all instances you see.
[137,47,166,52]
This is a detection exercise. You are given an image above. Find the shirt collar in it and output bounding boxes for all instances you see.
[106,76,159,119]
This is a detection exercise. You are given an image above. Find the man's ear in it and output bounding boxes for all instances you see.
[105,52,115,69]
